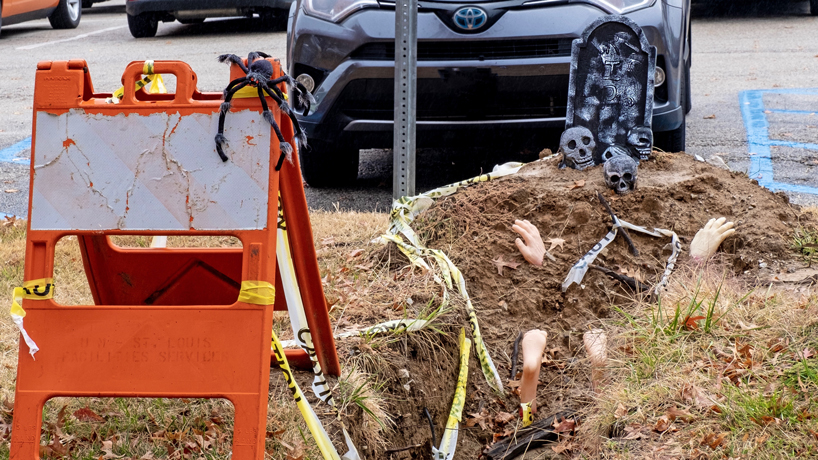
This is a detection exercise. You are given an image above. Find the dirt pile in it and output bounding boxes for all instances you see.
[325,152,817,459]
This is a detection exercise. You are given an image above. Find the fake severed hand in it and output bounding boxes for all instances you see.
[689,217,736,262]
[513,220,546,266]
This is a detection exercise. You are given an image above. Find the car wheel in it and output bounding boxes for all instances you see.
[178,18,205,24]
[128,13,158,38]
[49,0,82,29]
[300,140,359,187]
[811,0,818,16]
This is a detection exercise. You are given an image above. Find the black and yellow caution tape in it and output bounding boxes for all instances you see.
[9,278,54,358]
[271,330,343,460]
[380,163,531,395]
[106,60,168,104]
[432,328,471,460]
[275,198,361,459]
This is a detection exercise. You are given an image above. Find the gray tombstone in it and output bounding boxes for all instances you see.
[561,15,656,167]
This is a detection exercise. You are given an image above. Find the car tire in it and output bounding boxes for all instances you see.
[49,0,81,29]
[811,0,818,16]
[300,141,359,187]
[128,13,158,38]
[178,18,205,24]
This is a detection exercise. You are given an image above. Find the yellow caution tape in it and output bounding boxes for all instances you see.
[237,281,275,305]
[107,60,168,103]
[271,330,342,460]
[9,278,53,358]
[433,328,471,460]
[520,402,533,427]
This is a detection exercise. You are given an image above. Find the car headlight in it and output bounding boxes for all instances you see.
[577,0,655,14]
[303,0,378,23]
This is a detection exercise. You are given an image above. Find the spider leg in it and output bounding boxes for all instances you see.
[223,76,248,99]
[257,86,293,169]
[248,51,271,63]
[215,80,251,162]
[217,54,249,74]
[261,85,308,152]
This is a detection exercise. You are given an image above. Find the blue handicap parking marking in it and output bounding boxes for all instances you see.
[740,88,818,196]
[0,137,32,164]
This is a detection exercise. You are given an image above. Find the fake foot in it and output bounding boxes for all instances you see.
[689,217,736,263]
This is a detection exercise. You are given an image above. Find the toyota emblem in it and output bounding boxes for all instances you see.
[453,7,488,31]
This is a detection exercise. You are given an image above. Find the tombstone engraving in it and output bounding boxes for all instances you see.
[561,15,656,167]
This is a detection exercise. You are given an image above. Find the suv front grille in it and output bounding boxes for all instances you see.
[333,76,570,121]
[350,38,573,61]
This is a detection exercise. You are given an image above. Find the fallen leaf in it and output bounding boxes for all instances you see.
[3,189,18,193]
[73,407,104,423]
[684,315,706,331]
[346,249,364,262]
[466,409,489,430]
[653,415,673,432]
[101,440,124,459]
[494,411,515,426]
[492,255,520,276]
[550,441,574,454]
[704,114,716,119]
[614,403,627,419]
[797,348,815,359]
[552,417,576,433]
[569,180,586,190]
[667,407,694,423]
[546,237,565,252]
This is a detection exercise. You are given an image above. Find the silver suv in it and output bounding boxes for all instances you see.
[287,0,691,186]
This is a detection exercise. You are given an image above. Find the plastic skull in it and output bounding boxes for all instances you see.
[560,126,596,170]
[600,144,633,163]
[627,126,653,160]
[603,154,638,195]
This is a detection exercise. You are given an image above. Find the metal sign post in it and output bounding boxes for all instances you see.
[393,0,418,199]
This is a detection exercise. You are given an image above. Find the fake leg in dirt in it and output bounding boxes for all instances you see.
[519,330,548,413]
[214,80,250,161]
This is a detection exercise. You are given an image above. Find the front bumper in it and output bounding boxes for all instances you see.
[126,0,292,16]
[289,1,686,146]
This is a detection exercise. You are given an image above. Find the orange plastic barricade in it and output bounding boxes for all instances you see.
[11,59,339,459]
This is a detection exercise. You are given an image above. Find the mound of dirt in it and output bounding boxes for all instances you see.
[318,152,816,459]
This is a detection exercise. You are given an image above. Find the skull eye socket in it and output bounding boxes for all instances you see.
[568,140,577,150]
[623,173,632,181]
[610,175,620,182]
[581,136,592,145]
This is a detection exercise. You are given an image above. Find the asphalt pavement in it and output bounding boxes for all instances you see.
[0,0,816,218]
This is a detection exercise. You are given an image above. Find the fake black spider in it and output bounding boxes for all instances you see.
[215,51,315,168]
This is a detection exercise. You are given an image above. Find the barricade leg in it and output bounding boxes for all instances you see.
[9,391,49,460]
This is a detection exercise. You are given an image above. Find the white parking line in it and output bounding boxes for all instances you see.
[16,25,126,50]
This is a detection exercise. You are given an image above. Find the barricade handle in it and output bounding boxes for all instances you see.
[120,61,197,105]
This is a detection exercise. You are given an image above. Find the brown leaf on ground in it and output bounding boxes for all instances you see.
[466,409,490,430]
[667,407,694,423]
[491,255,520,276]
[680,384,715,409]
[101,440,124,459]
[73,407,105,423]
[684,315,706,331]
[552,418,576,433]
[614,403,628,419]
[346,249,364,262]
[653,415,674,433]
[494,411,515,426]
[703,114,716,119]
[701,432,728,449]
[550,441,574,455]
[546,237,565,252]
[3,189,18,193]
[569,180,586,190]
[796,348,815,359]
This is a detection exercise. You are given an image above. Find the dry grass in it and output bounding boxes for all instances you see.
[0,210,407,460]
[579,263,818,459]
